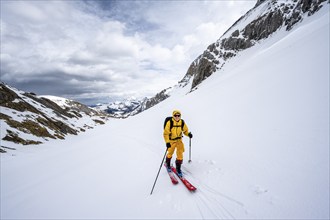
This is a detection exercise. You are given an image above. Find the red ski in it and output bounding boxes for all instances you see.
[164,164,179,184]
[171,167,197,192]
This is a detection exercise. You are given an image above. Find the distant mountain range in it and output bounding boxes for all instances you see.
[91,97,148,118]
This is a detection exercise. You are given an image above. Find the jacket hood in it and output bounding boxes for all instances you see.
[172,110,181,116]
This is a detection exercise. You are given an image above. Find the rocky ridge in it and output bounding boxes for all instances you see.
[184,0,328,90]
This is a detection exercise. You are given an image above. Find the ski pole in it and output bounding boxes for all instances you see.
[150,149,167,195]
[188,137,192,163]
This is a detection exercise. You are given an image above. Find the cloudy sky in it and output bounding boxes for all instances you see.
[1,0,256,105]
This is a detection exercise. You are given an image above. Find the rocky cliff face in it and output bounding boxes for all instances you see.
[143,88,170,110]
[0,82,108,152]
[183,0,328,90]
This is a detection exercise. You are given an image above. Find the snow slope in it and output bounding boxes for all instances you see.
[1,4,329,220]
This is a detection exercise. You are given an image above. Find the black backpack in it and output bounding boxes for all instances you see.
[164,116,185,130]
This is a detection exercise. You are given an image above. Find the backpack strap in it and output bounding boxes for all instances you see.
[170,118,174,130]
[171,119,185,129]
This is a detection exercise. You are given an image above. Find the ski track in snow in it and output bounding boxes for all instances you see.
[181,164,248,219]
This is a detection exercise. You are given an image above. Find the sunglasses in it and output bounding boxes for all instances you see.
[174,115,181,117]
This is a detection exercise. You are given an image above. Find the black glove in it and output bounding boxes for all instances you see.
[188,132,193,138]
[166,143,171,148]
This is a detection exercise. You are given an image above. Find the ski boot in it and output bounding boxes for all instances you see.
[176,159,183,177]
[165,157,172,172]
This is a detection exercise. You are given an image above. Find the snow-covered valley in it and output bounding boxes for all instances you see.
[1,2,329,220]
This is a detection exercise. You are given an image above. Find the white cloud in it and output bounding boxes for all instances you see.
[0,0,256,104]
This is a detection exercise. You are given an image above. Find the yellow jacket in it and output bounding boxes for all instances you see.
[163,117,189,143]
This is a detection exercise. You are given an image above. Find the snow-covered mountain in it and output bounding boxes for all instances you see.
[139,0,330,111]
[0,82,108,152]
[101,0,329,119]
[80,0,330,120]
[92,97,148,118]
[1,0,329,219]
